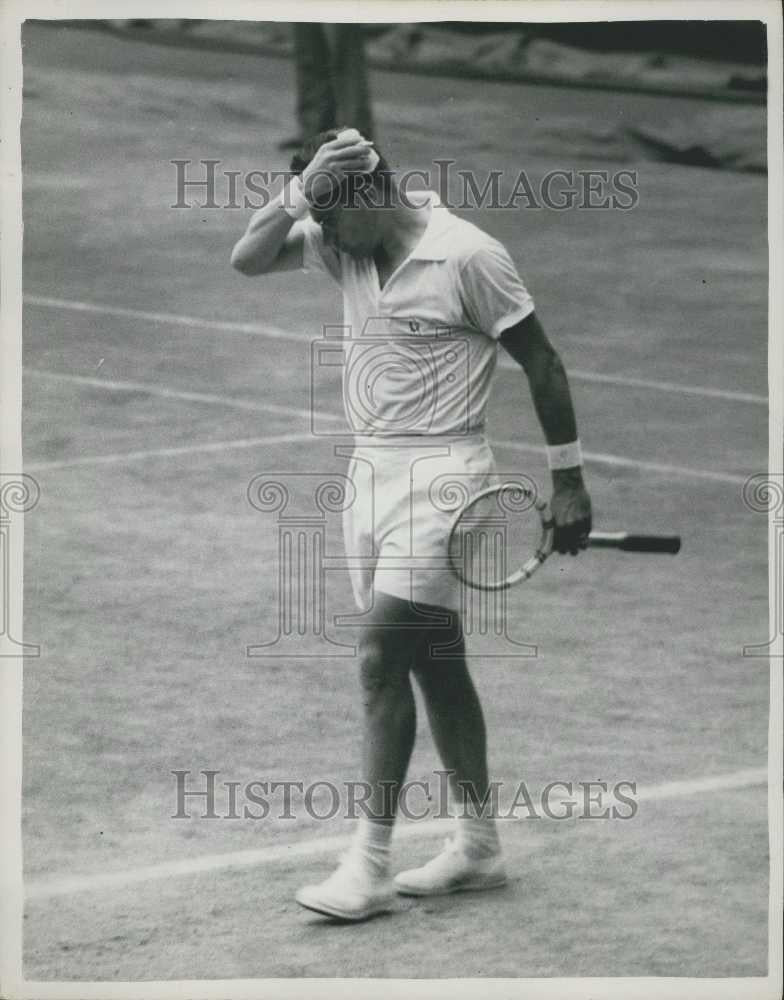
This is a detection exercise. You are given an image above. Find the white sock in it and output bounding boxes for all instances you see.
[454,807,501,860]
[349,818,393,879]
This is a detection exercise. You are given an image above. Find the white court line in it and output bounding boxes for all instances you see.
[25,766,766,900]
[25,431,317,472]
[24,293,297,342]
[493,437,749,486]
[26,430,748,484]
[25,293,766,407]
[24,367,344,424]
[498,355,767,406]
[24,368,748,485]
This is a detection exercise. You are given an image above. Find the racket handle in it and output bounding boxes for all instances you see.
[589,532,681,554]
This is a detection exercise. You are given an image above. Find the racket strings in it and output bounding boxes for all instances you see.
[449,485,542,591]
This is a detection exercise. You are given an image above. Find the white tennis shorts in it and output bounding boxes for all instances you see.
[343,433,497,611]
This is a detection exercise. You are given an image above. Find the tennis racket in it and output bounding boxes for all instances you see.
[447,481,681,592]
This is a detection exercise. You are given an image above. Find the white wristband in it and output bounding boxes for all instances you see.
[278,176,310,221]
[547,439,583,470]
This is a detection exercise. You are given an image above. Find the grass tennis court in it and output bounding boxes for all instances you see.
[20,21,769,980]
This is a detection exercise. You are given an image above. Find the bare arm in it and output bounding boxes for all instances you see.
[500,311,592,553]
[230,202,305,276]
[500,311,578,446]
[230,130,376,277]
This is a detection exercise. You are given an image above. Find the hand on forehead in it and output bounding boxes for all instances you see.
[332,128,380,172]
[304,127,381,216]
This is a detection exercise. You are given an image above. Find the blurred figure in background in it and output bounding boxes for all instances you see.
[279,24,374,150]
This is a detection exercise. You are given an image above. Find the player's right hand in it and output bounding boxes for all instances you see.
[301,130,377,205]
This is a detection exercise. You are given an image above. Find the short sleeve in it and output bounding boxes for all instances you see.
[293,217,341,283]
[459,240,534,340]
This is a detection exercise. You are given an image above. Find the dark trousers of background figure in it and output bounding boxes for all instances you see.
[293,24,374,140]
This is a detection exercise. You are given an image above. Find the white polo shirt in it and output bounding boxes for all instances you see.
[296,191,534,438]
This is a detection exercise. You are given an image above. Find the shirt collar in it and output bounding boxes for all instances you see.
[408,191,457,262]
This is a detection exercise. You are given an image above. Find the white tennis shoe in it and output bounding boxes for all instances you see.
[295,854,396,921]
[394,838,507,897]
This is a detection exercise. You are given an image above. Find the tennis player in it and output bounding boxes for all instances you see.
[231,128,592,921]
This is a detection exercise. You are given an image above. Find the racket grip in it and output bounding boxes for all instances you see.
[614,534,681,554]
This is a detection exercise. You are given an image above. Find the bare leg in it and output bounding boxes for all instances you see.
[412,608,491,815]
[325,23,374,139]
[293,24,336,138]
[357,591,420,822]
[295,592,421,918]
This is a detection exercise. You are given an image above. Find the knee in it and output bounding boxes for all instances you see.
[414,617,465,675]
[358,634,408,697]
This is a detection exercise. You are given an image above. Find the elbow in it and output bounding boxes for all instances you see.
[230,245,259,276]
[230,235,273,276]
[520,345,560,384]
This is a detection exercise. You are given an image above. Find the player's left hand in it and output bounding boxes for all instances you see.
[550,468,592,555]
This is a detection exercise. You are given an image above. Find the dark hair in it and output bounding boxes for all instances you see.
[290,127,395,214]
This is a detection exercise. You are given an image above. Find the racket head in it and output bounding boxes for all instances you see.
[447,480,554,591]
